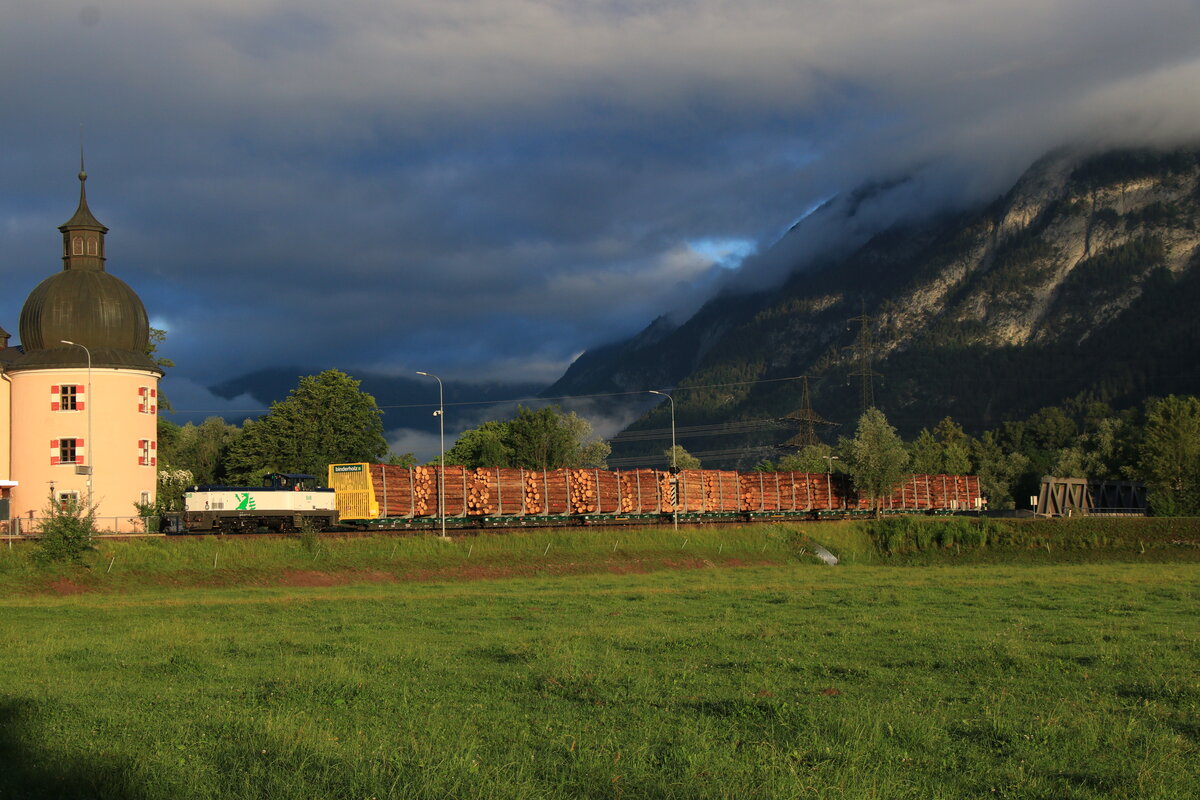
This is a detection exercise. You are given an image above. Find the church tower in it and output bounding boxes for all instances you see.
[4,162,163,530]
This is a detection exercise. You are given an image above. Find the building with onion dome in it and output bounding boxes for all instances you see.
[0,164,162,531]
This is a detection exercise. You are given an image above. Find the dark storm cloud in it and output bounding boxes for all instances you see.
[4,0,1200,432]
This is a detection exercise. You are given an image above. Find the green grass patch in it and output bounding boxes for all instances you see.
[0,561,1196,798]
[2,517,1198,596]
[0,524,830,595]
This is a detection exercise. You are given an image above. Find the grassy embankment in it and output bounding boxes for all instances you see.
[0,519,1196,798]
[1,516,1197,595]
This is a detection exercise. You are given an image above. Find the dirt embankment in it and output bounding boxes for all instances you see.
[28,556,783,596]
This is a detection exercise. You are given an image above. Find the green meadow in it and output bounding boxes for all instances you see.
[0,521,1197,799]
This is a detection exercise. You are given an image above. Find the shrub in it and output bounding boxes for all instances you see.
[955,518,988,548]
[34,495,98,565]
[296,520,320,554]
[866,517,922,555]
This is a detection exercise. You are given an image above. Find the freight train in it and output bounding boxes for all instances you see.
[324,463,982,530]
[179,464,981,533]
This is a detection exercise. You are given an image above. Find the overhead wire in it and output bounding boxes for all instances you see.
[164,373,817,415]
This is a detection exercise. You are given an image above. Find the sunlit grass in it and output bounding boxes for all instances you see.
[0,557,1197,799]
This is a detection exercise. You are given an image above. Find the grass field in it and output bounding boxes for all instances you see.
[0,523,1197,799]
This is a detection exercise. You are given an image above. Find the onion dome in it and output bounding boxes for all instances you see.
[10,167,160,373]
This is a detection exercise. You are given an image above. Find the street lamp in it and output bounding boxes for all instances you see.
[60,340,92,507]
[415,371,447,539]
[825,454,839,473]
[648,390,678,531]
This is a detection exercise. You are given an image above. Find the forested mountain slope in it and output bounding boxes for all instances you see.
[547,147,1200,467]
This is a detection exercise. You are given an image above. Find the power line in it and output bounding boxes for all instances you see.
[607,444,781,467]
[609,419,785,443]
[164,373,817,415]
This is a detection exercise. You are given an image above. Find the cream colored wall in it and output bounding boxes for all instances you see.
[0,371,10,482]
[10,367,159,532]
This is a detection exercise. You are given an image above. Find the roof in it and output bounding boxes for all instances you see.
[58,171,107,233]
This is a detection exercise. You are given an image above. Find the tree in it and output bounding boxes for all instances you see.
[146,327,175,411]
[971,431,1030,510]
[170,417,243,485]
[908,429,942,474]
[1137,395,1200,516]
[842,408,909,517]
[777,443,840,473]
[1025,406,1077,452]
[225,369,388,483]
[154,467,195,515]
[443,421,513,467]
[506,406,609,470]
[664,445,701,470]
[934,417,973,474]
[911,418,972,475]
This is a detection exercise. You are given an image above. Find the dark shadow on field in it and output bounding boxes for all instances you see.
[0,699,149,800]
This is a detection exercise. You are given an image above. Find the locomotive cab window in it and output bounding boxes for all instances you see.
[266,473,318,491]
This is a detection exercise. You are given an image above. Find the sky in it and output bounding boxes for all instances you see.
[4,1,1200,454]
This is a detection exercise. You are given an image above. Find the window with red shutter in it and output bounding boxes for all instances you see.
[54,438,78,464]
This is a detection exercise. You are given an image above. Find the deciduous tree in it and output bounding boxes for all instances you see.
[664,445,701,470]
[507,406,609,470]
[225,369,387,483]
[1137,395,1200,515]
[842,408,909,517]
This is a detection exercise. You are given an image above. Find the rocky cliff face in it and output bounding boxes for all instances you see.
[547,147,1200,465]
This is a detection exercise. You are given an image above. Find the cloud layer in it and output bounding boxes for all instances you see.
[3,0,1200,427]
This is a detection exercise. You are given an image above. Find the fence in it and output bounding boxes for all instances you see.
[0,514,182,536]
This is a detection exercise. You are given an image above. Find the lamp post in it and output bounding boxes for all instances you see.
[825,454,839,473]
[648,390,678,531]
[415,371,447,539]
[60,340,92,507]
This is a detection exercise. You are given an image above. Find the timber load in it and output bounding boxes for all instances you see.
[328,463,984,523]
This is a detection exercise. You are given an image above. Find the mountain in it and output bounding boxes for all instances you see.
[210,367,546,434]
[547,146,1200,467]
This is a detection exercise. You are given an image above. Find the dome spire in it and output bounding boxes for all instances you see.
[59,140,108,271]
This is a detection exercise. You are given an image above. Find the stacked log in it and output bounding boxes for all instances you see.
[465,468,492,516]
[702,470,740,512]
[360,463,981,519]
[618,469,662,513]
[740,472,784,511]
[787,472,823,512]
[658,471,676,513]
[523,470,544,514]
[566,469,621,513]
[408,465,469,517]
[537,469,572,515]
[594,470,620,513]
[371,463,415,517]
[496,468,526,515]
[673,470,703,513]
[454,468,524,516]
[919,473,981,510]
[411,465,435,516]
